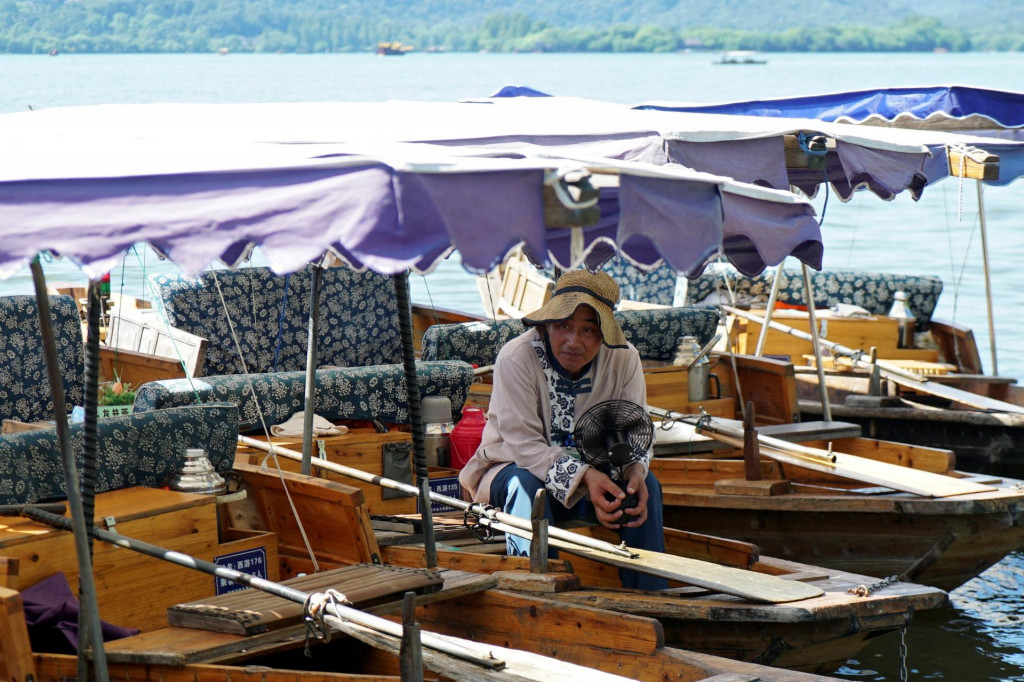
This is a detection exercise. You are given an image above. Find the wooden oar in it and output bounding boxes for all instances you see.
[239,435,823,603]
[649,408,998,498]
[724,305,1024,415]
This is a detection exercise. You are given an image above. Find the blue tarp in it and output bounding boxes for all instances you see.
[634,86,1024,129]
[635,86,1024,186]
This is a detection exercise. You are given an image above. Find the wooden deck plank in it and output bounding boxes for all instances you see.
[103,569,494,665]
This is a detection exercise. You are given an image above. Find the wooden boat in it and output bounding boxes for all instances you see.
[432,299,1024,592]
[0,477,843,682]
[232,435,946,675]
[723,299,1024,479]
[646,385,1024,592]
[376,41,413,55]
[714,51,768,65]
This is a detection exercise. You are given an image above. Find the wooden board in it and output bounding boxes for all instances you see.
[104,569,495,665]
[0,586,35,682]
[168,563,443,635]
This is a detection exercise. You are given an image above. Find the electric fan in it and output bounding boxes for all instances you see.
[572,400,654,512]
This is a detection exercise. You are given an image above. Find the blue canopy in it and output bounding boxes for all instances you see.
[637,86,1024,130]
[635,86,1024,186]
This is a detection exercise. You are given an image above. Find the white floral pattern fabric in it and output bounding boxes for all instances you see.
[684,269,943,330]
[133,362,474,431]
[421,308,719,367]
[0,295,85,424]
[602,256,677,306]
[151,266,403,376]
[0,404,238,505]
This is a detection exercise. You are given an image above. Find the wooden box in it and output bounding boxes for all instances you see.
[0,487,278,632]
[237,428,419,515]
[732,309,939,364]
[643,363,736,418]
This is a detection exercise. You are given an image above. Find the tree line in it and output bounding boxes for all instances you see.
[0,2,1018,54]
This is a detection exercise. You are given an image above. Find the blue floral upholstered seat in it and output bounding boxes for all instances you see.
[150,266,404,376]
[683,269,943,331]
[0,403,239,505]
[0,295,85,425]
[133,362,475,432]
[420,308,720,367]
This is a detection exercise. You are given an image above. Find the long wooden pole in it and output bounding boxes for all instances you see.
[976,180,999,375]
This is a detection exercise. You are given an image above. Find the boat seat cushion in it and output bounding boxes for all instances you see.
[603,257,678,306]
[421,308,720,366]
[0,295,85,424]
[132,362,474,432]
[150,266,403,377]
[0,403,238,505]
[684,269,943,330]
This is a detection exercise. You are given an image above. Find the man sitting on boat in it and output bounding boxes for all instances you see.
[458,270,667,590]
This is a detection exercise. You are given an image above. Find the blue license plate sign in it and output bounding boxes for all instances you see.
[214,547,268,595]
[420,476,462,513]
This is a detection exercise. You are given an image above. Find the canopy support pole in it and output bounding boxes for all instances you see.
[393,272,437,569]
[976,180,998,376]
[800,264,832,422]
[301,264,324,477]
[29,258,109,682]
[754,263,786,357]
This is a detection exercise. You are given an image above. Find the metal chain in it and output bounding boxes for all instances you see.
[899,626,909,682]
[847,574,899,597]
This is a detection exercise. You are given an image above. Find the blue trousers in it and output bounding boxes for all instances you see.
[489,464,668,590]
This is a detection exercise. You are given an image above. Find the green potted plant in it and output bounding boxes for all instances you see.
[97,376,136,418]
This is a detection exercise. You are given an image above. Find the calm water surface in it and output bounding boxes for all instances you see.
[1,51,1022,679]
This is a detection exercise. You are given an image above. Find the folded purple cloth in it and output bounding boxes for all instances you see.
[21,572,140,653]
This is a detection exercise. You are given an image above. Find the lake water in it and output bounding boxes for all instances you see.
[1,51,1022,679]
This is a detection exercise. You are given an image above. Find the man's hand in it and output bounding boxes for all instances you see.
[618,463,649,528]
[582,467,627,529]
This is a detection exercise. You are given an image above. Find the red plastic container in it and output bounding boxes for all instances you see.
[449,407,487,470]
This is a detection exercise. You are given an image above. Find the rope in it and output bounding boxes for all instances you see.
[210,269,321,574]
[303,588,351,650]
[464,507,496,543]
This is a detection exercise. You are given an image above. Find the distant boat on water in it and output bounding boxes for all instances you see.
[714,50,767,65]
[376,41,414,56]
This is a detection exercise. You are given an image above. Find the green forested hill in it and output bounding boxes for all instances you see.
[0,0,1019,54]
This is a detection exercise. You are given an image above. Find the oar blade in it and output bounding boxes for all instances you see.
[554,542,824,603]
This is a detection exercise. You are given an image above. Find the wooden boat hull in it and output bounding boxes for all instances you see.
[799,397,1024,480]
[381,532,944,675]
[654,458,1024,591]
[0,497,840,682]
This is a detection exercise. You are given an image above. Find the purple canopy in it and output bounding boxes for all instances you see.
[0,102,824,280]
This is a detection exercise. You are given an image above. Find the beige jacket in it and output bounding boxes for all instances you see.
[458,328,648,507]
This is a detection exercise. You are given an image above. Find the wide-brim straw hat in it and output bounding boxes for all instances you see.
[522,269,627,349]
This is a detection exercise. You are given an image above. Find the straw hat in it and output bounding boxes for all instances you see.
[522,270,627,348]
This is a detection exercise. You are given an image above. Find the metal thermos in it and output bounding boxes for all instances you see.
[422,396,453,468]
[674,335,710,402]
[888,290,916,349]
[167,448,227,495]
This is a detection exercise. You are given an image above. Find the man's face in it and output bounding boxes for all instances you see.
[546,304,603,378]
